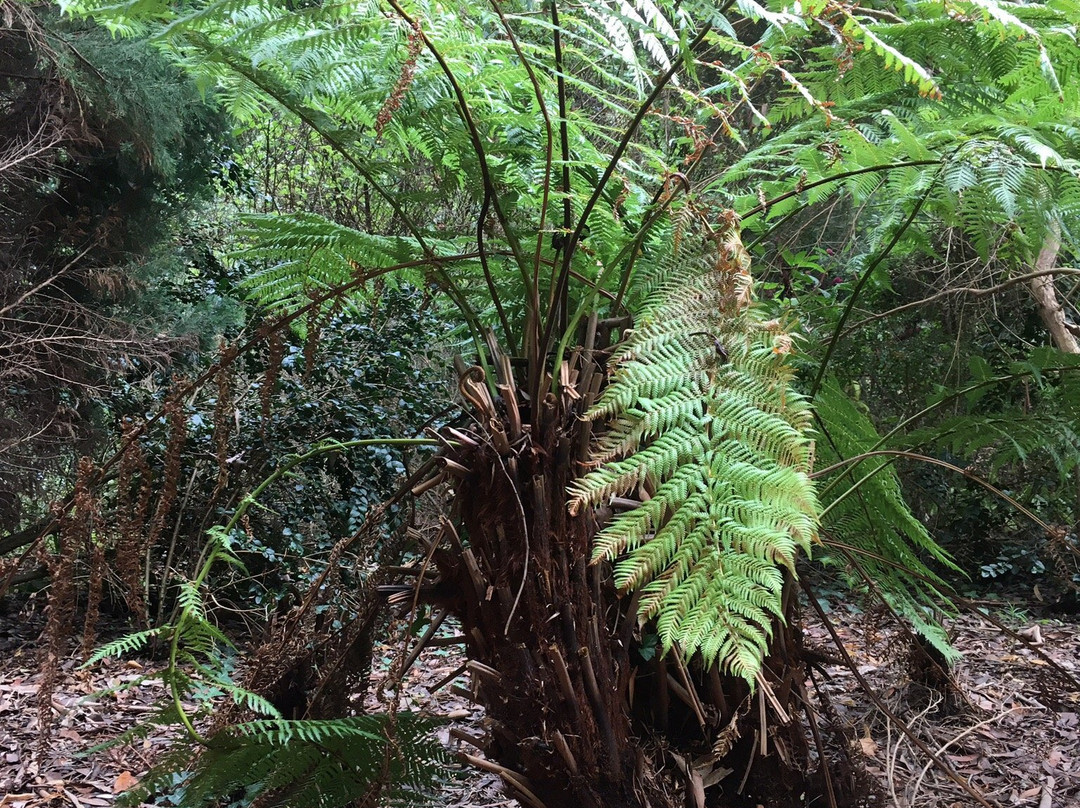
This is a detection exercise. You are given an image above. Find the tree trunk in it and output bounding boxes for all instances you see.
[425,367,842,807]
[1029,227,1080,355]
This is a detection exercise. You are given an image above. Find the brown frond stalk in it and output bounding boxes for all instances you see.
[77,458,105,660]
[36,490,80,755]
[116,420,151,622]
[303,304,321,384]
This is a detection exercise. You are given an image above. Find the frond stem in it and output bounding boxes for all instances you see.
[541,0,573,402]
[386,0,533,313]
[734,159,941,221]
[540,24,713,387]
[818,363,1080,484]
[809,162,945,398]
[193,36,432,256]
[550,174,691,383]
[820,535,953,591]
[843,267,1080,339]
[188,29,490,350]
[488,0,550,367]
[478,187,517,352]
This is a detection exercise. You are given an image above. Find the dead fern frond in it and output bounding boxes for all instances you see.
[146,395,187,555]
[37,459,89,754]
[261,331,285,438]
[78,457,105,660]
[374,23,423,137]
[116,419,151,623]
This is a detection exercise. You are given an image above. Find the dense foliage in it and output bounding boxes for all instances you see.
[3,0,1080,805]
[0,1,229,531]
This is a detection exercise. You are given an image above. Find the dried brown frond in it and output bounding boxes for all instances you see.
[374,24,423,137]
[145,396,187,557]
[260,330,285,437]
[36,493,80,755]
[85,267,141,298]
[72,457,106,660]
[209,504,402,728]
[115,420,152,622]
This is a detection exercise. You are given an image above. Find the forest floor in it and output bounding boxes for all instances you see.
[0,594,1077,808]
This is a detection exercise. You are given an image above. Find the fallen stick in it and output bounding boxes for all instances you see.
[1039,775,1054,808]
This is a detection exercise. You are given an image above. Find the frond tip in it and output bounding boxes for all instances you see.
[569,214,819,683]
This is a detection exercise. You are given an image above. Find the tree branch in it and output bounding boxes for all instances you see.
[843,266,1080,339]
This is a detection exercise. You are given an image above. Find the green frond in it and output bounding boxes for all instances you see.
[118,713,449,808]
[81,702,185,756]
[234,212,444,316]
[570,215,818,683]
[82,626,169,666]
[812,380,958,655]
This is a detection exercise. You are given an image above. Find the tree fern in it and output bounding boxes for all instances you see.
[569,213,819,682]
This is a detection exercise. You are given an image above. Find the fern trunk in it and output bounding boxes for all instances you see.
[431,394,829,808]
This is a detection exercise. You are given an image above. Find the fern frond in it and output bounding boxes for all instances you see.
[82,626,169,666]
[812,380,959,659]
[570,214,818,682]
[118,712,449,808]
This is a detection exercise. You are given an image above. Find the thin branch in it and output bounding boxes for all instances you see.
[909,706,1022,804]
[814,448,1053,533]
[0,243,99,318]
[843,267,1080,338]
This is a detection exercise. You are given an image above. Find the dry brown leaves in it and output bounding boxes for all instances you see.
[2,600,1077,808]
[805,603,1080,807]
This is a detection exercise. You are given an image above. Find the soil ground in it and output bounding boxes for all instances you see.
[1,595,1077,807]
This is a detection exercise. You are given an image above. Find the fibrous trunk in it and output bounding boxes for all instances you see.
[423,364,836,808]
